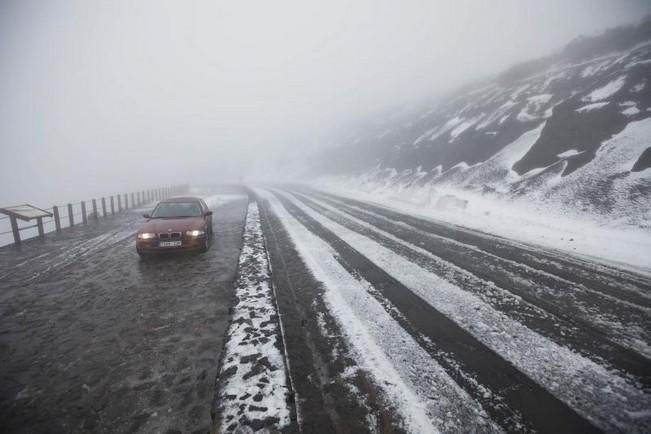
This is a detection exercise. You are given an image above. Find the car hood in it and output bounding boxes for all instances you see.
[140,217,205,233]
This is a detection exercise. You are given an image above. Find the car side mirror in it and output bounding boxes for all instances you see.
[143,213,151,219]
[204,211,213,217]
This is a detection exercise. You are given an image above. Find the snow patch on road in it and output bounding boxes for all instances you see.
[214,201,292,432]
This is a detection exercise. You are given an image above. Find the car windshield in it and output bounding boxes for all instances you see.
[151,202,202,218]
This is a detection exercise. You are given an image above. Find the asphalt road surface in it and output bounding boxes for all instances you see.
[1,185,650,433]
[0,186,249,434]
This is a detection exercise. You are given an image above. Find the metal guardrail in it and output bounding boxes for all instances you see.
[0,185,188,246]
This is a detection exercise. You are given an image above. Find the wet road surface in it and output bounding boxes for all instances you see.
[0,186,249,433]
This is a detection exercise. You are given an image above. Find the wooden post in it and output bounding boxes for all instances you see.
[37,217,44,238]
[124,193,128,209]
[92,199,98,220]
[117,195,122,212]
[101,197,107,218]
[81,201,88,224]
[110,196,115,214]
[53,206,61,232]
[9,215,20,245]
[131,193,135,208]
[137,191,141,205]
[68,204,74,227]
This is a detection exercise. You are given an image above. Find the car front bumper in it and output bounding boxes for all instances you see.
[136,236,207,254]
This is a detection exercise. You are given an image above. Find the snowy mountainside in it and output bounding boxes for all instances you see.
[316,19,651,227]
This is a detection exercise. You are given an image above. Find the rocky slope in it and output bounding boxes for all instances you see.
[316,18,651,227]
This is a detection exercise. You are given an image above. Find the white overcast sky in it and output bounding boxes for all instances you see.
[1,0,650,205]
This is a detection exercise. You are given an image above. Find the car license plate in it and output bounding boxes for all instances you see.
[159,241,182,247]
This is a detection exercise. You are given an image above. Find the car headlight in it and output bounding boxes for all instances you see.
[186,229,205,237]
[137,232,156,240]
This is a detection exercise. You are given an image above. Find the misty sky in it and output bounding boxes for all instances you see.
[1,0,650,206]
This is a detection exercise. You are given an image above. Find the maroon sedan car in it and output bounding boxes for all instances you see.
[136,196,213,256]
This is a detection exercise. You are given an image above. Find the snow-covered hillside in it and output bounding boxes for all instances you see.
[316,19,651,228]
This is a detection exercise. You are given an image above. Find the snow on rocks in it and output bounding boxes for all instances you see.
[576,102,609,113]
[557,149,584,158]
[582,75,626,102]
[622,106,641,116]
[214,201,292,433]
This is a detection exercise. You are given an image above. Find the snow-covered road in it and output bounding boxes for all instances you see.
[252,186,651,433]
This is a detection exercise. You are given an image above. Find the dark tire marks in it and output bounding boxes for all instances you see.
[255,193,404,434]
[312,189,651,308]
[289,191,651,388]
[292,190,651,387]
[272,191,601,434]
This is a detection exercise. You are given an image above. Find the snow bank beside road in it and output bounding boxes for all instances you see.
[214,201,292,432]
[313,181,651,273]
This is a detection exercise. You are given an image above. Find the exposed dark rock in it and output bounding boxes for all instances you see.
[632,147,651,172]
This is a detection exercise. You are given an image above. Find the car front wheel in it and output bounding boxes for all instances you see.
[200,236,210,253]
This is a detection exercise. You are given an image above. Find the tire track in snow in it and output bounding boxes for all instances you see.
[310,190,651,317]
[307,190,651,359]
[257,190,427,433]
[258,189,497,433]
[291,190,651,382]
[271,190,602,433]
[312,189,651,306]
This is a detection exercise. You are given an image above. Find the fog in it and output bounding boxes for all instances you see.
[1,0,649,206]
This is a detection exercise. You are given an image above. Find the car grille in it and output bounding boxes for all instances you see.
[159,232,182,239]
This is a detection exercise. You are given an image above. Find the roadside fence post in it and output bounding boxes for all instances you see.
[92,199,98,221]
[110,196,115,214]
[10,216,20,245]
[36,217,44,238]
[53,206,61,232]
[68,204,74,227]
[81,201,88,224]
[117,195,122,212]
[101,197,107,218]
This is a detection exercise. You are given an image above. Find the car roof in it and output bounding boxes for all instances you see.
[159,196,203,203]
